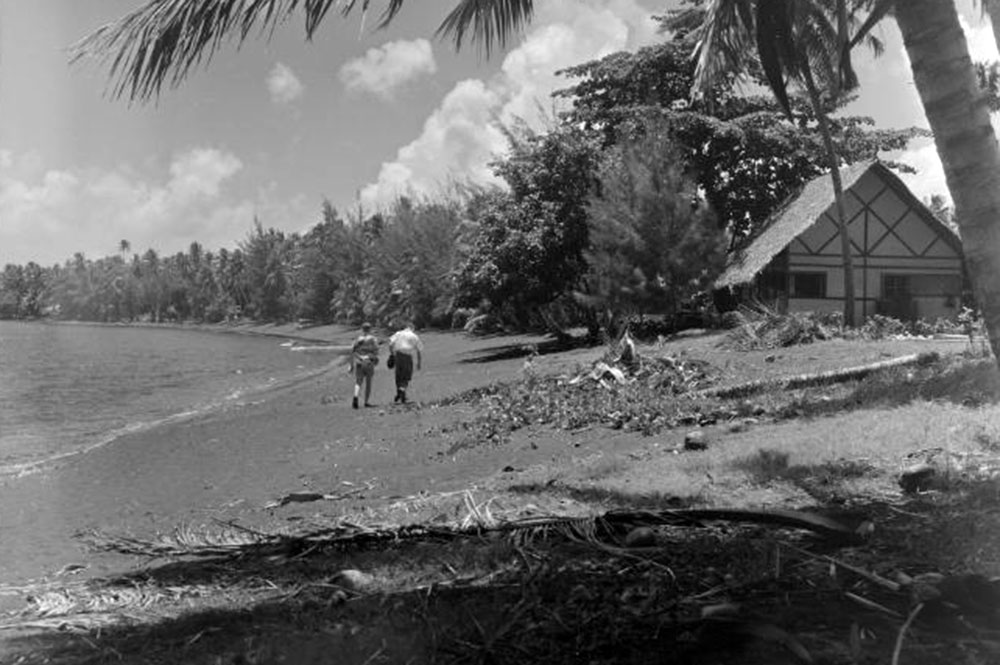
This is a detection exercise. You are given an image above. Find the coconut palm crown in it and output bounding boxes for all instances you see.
[71,0,537,103]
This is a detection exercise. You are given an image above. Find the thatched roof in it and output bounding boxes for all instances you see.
[715,160,961,288]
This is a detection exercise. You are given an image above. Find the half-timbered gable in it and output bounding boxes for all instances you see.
[717,161,964,322]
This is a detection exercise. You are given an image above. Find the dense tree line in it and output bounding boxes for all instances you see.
[2,35,920,333]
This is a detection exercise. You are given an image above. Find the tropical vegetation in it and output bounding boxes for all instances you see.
[5,27,922,335]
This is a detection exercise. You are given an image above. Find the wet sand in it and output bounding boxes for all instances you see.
[0,326,568,592]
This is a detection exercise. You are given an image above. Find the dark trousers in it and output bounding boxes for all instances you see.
[394,352,414,390]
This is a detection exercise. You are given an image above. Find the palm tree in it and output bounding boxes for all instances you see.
[891,0,1000,363]
[71,0,1000,363]
[681,0,878,326]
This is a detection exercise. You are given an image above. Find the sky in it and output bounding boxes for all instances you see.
[0,0,996,267]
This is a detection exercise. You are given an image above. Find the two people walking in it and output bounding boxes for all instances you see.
[349,322,423,408]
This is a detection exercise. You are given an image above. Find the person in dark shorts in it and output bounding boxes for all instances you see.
[350,322,379,408]
[388,323,423,403]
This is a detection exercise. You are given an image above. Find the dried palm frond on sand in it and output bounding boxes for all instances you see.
[77,501,866,560]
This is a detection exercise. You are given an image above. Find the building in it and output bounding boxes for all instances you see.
[715,160,965,322]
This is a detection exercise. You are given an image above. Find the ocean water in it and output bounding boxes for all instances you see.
[0,321,336,472]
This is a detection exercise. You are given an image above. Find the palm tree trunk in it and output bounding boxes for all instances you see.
[895,0,1000,366]
[802,64,857,327]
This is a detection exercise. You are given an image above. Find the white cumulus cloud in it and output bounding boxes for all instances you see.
[339,38,437,99]
[0,148,308,266]
[267,63,304,104]
[360,0,659,208]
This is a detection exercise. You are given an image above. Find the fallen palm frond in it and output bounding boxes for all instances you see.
[81,506,865,561]
[698,352,939,399]
[0,580,283,633]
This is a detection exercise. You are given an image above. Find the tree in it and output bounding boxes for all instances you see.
[555,38,918,250]
[0,264,26,318]
[455,126,599,327]
[580,119,726,335]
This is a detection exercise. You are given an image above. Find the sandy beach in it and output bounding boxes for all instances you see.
[0,324,576,592]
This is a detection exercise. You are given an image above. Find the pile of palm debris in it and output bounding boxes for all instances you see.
[569,329,716,394]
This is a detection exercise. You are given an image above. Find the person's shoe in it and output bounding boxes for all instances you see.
[364,402,373,408]
[400,391,407,404]
[352,396,359,409]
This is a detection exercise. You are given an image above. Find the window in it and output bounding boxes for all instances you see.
[883,274,960,299]
[883,274,910,300]
[790,272,826,298]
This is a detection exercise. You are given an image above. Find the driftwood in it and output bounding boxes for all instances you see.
[697,352,939,399]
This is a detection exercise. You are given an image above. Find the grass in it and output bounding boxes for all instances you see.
[4,335,1000,664]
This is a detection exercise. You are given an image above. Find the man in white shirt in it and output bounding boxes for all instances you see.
[388,323,423,404]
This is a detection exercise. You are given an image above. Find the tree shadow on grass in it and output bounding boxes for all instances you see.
[770,357,1000,421]
[458,335,595,364]
[732,450,883,507]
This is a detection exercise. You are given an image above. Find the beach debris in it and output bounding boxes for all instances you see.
[265,482,375,509]
[897,448,1000,493]
[624,526,656,548]
[567,361,627,388]
[82,505,869,563]
[330,569,375,593]
[684,430,709,451]
[724,307,835,350]
[566,353,713,394]
[55,563,88,576]
[899,463,937,494]
[618,329,638,372]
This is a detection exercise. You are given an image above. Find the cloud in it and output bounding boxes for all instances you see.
[339,38,437,99]
[360,80,508,204]
[0,148,308,266]
[360,0,659,208]
[267,63,304,104]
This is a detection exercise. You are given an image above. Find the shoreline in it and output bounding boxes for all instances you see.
[26,317,361,345]
[0,326,554,595]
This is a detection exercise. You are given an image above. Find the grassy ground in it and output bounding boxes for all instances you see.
[2,331,1000,664]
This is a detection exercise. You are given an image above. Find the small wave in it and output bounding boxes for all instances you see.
[0,361,337,478]
[288,344,351,354]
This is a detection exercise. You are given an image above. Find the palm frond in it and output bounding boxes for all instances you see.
[691,0,755,96]
[69,0,406,103]
[755,0,799,117]
[82,504,865,561]
[847,0,893,50]
[436,0,534,57]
